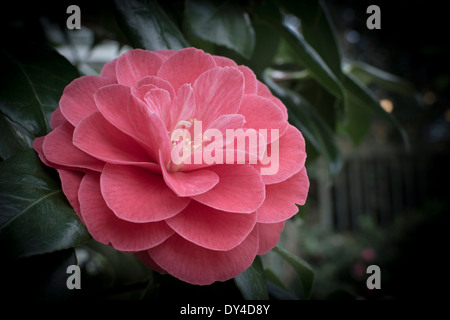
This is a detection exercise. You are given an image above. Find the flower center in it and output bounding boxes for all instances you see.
[168,118,207,171]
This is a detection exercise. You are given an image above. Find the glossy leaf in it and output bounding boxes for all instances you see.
[265,75,343,177]
[0,149,91,259]
[278,25,343,100]
[273,246,314,299]
[345,61,415,95]
[185,0,255,59]
[243,22,280,76]
[342,92,372,146]
[234,256,269,300]
[278,0,343,79]
[251,1,343,100]
[342,73,410,149]
[114,0,189,50]
[0,44,79,160]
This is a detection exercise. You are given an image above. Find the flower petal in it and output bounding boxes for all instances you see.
[168,84,197,131]
[73,112,158,169]
[194,67,244,126]
[257,81,288,121]
[94,84,137,139]
[99,58,118,82]
[58,169,84,219]
[147,227,259,285]
[134,251,166,273]
[100,164,190,222]
[157,48,216,91]
[79,172,175,251]
[59,75,115,126]
[166,201,257,251]
[254,124,307,184]
[153,49,175,61]
[43,122,104,172]
[116,49,163,86]
[257,222,285,255]
[160,151,219,196]
[50,107,67,129]
[127,94,172,164]
[237,66,258,95]
[144,88,172,128]
[192,164,265,213]
[239,94,287,143]
[257,167,309,223]
[213,55,237,67]
[136,76,176,99]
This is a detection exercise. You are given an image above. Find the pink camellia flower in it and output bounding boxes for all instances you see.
[33,48,309,285]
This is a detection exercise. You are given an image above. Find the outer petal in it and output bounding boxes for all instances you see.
[99,58,118,81]
[33,136,55,168]
[134,251,166,274]
[42,122,104,172]
[50,107,67,129]
[157,48,216,91]
[57,169,84,219]
[73,112,157,169]
[100,164,190,223]
[79,172,175,251]
[194,67,244,127]
[153,49,175,61]
[254,124,307,184]
[213,55,238,67]
[257,222,285,255]
[166,201,257,251]
[147,227,259,285]
[239,94,288,143]
[257,81,288,121]
[192,165,265,213]
[116,49,163,86]
[257,168,309,223]
[237,66,258,95]
[59,75,115,126]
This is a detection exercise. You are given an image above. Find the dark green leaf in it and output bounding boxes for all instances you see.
[345,61,415,95]
[278,24,344,100]
[278,0,343,79]
[295,77,338,130]
[272,246,314,299]
[234,256,269,300]
[0,44,79,160]
[0,149,90,259]
[184,0,255,58]
[114,0,189,50]
[342,73,410,149]
[263,268,300,300]
[246,22,281,77]
[0,115,32,160]
[252,1,343,99]
[264,75,343,177]
[342,93,372,146]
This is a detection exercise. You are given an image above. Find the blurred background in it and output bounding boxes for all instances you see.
[1,0,449,299]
